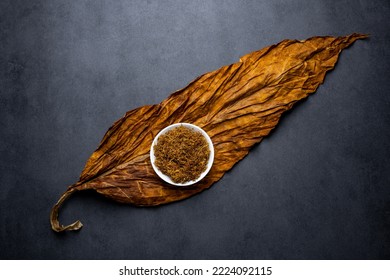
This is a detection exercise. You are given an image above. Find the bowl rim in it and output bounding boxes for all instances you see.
[150,122,214,186]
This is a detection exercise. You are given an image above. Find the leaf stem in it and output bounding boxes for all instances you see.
[50,186,83,232]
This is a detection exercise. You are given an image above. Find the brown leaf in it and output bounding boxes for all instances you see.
[50,33,368,232]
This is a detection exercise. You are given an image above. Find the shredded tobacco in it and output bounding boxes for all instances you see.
[153,125,210,184]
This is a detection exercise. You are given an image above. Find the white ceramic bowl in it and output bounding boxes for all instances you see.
[150,123,214,186]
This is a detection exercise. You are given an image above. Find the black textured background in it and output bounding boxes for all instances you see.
[1,0,389,260]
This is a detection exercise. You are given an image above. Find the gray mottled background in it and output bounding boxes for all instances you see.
[1,0,389,259]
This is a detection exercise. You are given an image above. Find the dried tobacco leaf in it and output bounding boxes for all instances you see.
[50,33,367,232]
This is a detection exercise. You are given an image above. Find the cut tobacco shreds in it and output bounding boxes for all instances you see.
[50,33,368,232]
[153,125,210,184]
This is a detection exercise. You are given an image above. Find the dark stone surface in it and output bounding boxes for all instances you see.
[1,0,389,259]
